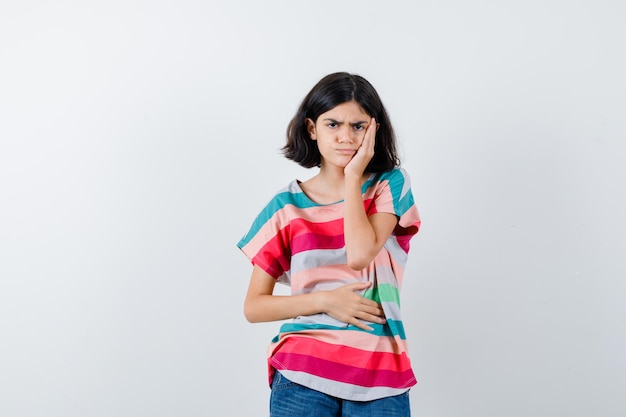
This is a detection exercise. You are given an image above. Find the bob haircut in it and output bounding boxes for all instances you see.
[283,72,400,172]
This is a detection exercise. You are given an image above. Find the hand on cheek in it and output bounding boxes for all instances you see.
[345,117,376,177]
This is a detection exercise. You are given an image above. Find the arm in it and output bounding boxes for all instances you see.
[344,181,397,270]
[244,265,386,330]
[343,118,398,270]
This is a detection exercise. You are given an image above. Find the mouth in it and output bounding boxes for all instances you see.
[336,149,357,154]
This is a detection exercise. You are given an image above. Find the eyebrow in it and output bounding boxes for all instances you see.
[322,118,369,125]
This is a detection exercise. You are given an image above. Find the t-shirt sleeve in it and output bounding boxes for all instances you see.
[368,168,421,239]
[237,196,291,280]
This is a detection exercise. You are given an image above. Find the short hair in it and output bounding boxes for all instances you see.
[283,72,400,172]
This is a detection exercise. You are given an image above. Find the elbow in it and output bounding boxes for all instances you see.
[346,242,381,270]
[346,255,370,271]
[348,262,368,271]
[244,309,260,324]
[243,300,260,323]
[243,309,253,323]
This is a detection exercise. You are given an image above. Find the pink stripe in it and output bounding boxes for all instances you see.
[249,225,291,278]
[290,217,343,237]
[289,205,346,222]
[271,352,416,389]
[275,337,413,372]
[372,251,393,268]
[292,232,344,254]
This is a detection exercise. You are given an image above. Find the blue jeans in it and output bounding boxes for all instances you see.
[269,372,411,417]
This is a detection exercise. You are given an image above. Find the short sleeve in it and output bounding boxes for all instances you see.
[368,168,421,240]
[237,194,292,281]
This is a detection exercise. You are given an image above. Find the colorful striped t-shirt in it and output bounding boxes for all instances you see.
[237,167,421,401]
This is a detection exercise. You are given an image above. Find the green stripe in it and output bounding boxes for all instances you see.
[362,283,400,306]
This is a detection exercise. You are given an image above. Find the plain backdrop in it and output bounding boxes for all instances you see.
[1,1,625,416]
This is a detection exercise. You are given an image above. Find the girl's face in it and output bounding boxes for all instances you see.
[306,100,374,170]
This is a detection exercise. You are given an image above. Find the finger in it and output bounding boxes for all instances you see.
[344,281,371,291]
[350,318,374,331]
[360,304,386,320]
[363,117,376,150]
[359,299,381,310]
[352,313,385,330]
[355,118,371,149]
[363,313,386,324]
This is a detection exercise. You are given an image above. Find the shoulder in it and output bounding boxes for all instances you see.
[252,180,314,224]
[268,180,315,210]
[377,167,411,182]
[237,180,302,248]
[371,168,413,195]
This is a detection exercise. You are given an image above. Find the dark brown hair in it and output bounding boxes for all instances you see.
[283,72,400,172]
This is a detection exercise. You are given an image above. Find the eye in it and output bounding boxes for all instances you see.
[327,122,338,128]
[353,124,364,131]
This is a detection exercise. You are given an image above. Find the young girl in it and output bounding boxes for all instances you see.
[237,72,421,417]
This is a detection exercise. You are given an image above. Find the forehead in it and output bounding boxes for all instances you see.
[319,100,370,121]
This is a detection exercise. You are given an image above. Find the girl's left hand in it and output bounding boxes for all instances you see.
[344,117,376,178]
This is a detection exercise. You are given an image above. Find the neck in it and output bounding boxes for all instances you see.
[316,165,368,192]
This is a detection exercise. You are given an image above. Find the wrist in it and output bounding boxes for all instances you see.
[313,291,328,314]
[344,172,363,185]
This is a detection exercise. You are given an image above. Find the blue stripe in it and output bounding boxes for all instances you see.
[238,173,400,249]
[368,168,414,219]
[237,189,314,248]
[271,318,407,342]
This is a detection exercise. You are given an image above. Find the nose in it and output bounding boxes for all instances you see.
[337,125,356,143]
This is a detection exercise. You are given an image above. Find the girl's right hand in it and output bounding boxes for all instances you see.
[319,281,386,331]
[344,117,376,179]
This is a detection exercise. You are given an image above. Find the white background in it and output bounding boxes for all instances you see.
[1,1,625,416]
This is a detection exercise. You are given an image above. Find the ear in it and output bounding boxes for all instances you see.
[305,118,317,140]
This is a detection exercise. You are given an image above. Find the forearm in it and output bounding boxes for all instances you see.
[244,292,324,323]
[244,281,385,331]
[343,174,378,270]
